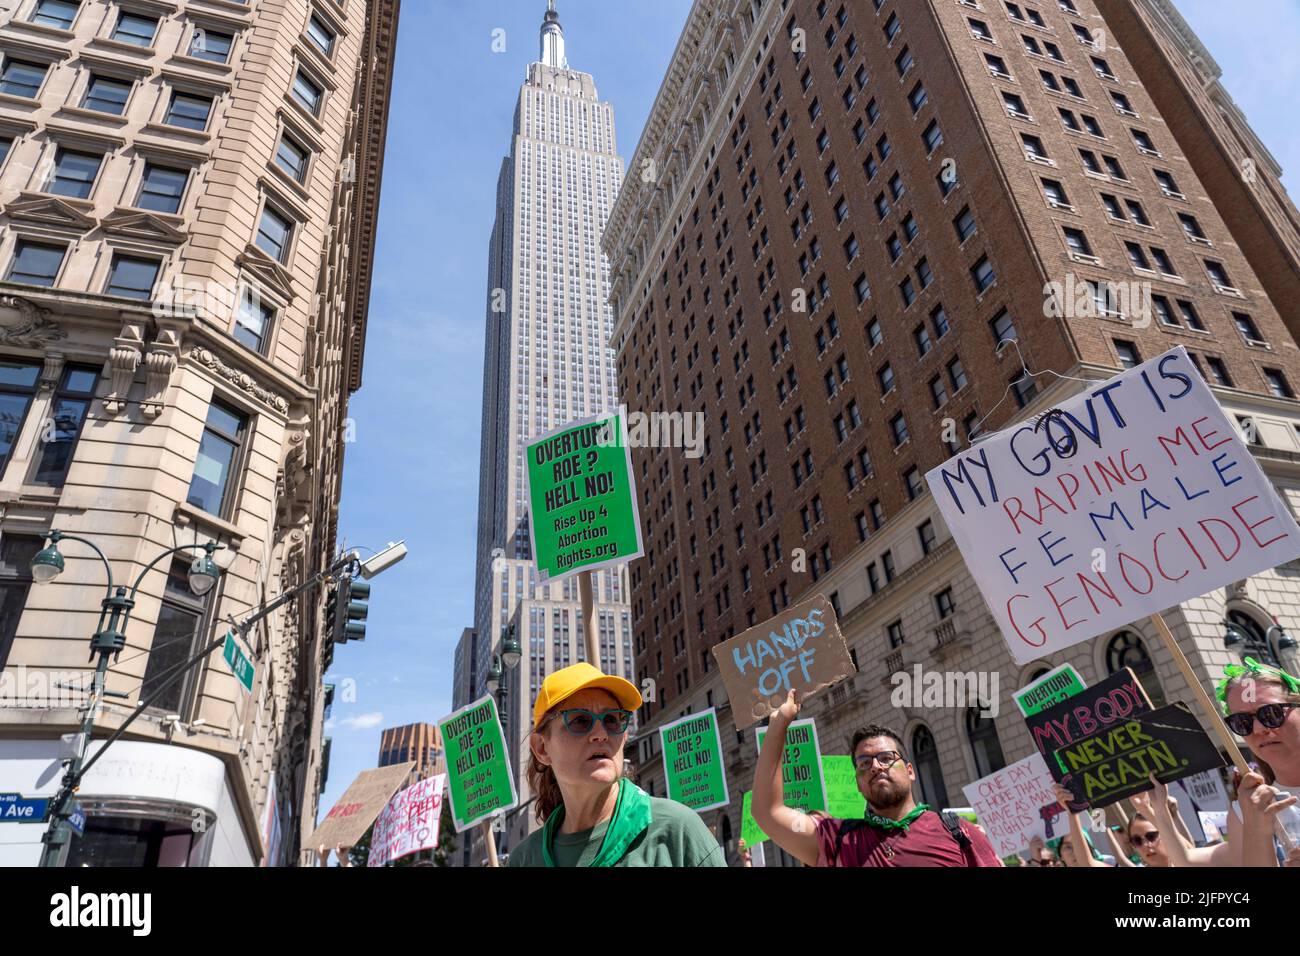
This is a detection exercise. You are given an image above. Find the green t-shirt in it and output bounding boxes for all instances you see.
[508,796,726,867]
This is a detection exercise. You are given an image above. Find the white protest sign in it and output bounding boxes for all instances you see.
[1181,768,1230,813]
[368,774,446,867]
[927,346,1300,665]
[961,752,1061,857]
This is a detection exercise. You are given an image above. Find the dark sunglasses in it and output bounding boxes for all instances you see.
[542,708,632,736]
[853,750,904,771]
[1224,702,1298,736]
[1130,830,1161,846]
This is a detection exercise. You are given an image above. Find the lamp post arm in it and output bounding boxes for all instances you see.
[47,532,116,601]
[128,542,225,598]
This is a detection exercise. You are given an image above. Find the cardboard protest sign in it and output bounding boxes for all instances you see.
[755,718,828,813]
[1024,668,1151,810]
[525,414,644,582]
[822,755,866,819]
[926,346,1300,665]
[659,708,729,812]
[1053,702,1227,808]
[307,763,415,850]
[369,774,446,867]
[438,695,519,832]
[713,594,854,730]
[1014,663,1086,717]
[741,790,767,846]
[961,752,1063,856]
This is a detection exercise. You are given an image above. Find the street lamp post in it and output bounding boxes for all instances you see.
[33,533,403,867]
[34,531,223,868]
[1223,619,1298,668]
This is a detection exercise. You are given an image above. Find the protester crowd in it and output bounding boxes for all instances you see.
[491,656,1299,868]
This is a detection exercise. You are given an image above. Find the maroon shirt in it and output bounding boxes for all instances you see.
[813,810,1003,867]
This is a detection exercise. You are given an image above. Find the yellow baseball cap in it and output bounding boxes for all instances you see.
[532,662,642,731]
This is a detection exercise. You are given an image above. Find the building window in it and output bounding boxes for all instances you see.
[906,467,923,500]
[31,364,98,486]
[887,620,904,648]
[292,69,324,114]
[1233,311,1265,345]
[936,587,955,618]
[141,559,215,714]
[0,58,48,99]
[104,255,160,301]
[190,27,234,64]
[1265,368,1294,399]
[137,163,188,214]
[187,400,246,517]
[971,255,995,293]
[1012,373,1038,407]
[890,412,908,446]
[50,148,103,199]
[256,205,294,262]
[922,119,943,153]
[166,91,214,130]
[912,726,950,807]
[83,74,132,115]
[1105,631,1166,707]
[967,708,1006,777]
[234,287,274,352]
[0,534,42,670]
[0,361,42,478]
[275,132,310,183]
[306,13,336,55]
[5,240,66,287]
[1113,339,1140,369]
[32,0,79,28]
[112,10,158,46]
[990,307,1016,345]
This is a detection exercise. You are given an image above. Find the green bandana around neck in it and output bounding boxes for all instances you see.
[863,803,932,832]
[541,777,652,867]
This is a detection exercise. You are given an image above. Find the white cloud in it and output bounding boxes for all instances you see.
[339,711,385,730]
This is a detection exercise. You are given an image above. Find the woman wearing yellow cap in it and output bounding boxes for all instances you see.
[508,662,726,867]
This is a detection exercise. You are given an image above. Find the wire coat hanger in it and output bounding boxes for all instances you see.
[969,338,1097,442]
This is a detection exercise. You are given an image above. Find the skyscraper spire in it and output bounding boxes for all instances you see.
[540,1,567,68]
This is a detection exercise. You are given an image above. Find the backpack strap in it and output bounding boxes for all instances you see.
[831,817,869,866]
[938,810,972,848]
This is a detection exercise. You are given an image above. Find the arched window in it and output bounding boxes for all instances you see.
[966,708,1006,778]
[912,726,950,808]
[1227,609,1279,667]
[1105,630,1166,707]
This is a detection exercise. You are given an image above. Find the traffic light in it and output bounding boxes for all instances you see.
[324,582,339,642]
[333,575,370,643]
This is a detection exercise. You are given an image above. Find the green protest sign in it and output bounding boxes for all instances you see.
[659,708,729,812]
[741,790,768,846]
[437,695,518,832]
[525,414,644,582]
[755,718,827,813]
[821,755,866,818]
[1013,663,1086,717]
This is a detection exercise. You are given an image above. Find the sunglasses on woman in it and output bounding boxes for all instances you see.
[1130,830,1161,846]
[542,708,633,736]
[1224,702,1298,737]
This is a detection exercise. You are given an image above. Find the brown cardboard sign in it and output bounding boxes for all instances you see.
[711,594,854,730]
[306,762,415,850]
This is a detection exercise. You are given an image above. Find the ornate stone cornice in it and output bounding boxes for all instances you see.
[186,346,290,414]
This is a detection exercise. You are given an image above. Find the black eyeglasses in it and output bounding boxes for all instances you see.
[1130,830,1161,846]
[853,750,904,771]
[1225,703,1298,737]
[542,708,633,736]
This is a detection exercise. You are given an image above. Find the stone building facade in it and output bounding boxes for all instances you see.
[0,0,398,866]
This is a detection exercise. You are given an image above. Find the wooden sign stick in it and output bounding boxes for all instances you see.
[1148,612,1249,772]
[482,819,500,868]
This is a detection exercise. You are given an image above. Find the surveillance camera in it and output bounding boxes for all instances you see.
[357,540,408,579]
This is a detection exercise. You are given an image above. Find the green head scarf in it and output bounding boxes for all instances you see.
[1215,656,1300,714]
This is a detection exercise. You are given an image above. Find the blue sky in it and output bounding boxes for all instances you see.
[317,0,1300,819]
